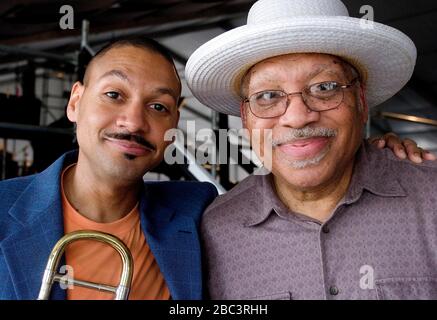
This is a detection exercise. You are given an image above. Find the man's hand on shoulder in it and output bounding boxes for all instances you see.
[369,132,436,163]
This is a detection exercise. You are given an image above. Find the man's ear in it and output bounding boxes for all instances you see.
[66,81,84,123]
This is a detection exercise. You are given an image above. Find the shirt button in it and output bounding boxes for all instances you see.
[329,286,339,296]
[322,225,330,234]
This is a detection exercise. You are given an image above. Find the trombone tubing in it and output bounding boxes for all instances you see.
[38,230,133,300]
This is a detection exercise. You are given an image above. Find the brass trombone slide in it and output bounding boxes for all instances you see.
[38,230,133,300]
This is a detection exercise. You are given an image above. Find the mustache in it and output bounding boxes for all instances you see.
[105,132,157,151]
[272,126,338,146]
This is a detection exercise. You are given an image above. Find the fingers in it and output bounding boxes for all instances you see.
[423,150,437,161]
[368,136,386,149]
[402,139,436,163]
[402,138,422,163]
[384,133,407,159]
[369,132,437,162]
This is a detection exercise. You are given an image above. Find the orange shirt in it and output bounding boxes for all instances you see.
[61,165,170,300]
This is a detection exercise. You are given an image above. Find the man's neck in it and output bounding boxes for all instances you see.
[63,162,142,223]
[273,162,354,223]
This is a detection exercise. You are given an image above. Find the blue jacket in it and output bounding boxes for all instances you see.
[0,151,218,300]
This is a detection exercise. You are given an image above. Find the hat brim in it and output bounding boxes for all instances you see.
[186,16,417,117]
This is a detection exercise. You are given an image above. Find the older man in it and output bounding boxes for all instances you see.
[186,0,437,299]
[0,37,217,300]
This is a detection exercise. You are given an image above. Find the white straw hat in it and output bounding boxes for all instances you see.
[185,0,417,117]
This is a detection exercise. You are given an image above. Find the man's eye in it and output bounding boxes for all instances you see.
[105,91,120,99]
[149,103,168,112]
[255,91,283,103]
[258,91,279,99]
[312,82,339,93]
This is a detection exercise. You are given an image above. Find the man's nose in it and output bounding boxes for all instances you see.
[278,94,320,128]
[116,100,150,133]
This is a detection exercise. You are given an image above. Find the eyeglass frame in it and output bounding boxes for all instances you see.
[242,77,360,119]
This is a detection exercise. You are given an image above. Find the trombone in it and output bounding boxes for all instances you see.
[38,230,133,300]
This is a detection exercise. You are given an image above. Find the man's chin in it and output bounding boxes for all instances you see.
[101,157,153,180]
[274,167,331,190]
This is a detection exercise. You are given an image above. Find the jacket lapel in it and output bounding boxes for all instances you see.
[0,153,74,300]
[139,188,202,300]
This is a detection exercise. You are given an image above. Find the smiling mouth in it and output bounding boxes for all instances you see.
[276,137,331,160]
[105,138,154,157]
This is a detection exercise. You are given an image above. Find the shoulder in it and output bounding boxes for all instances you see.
[0,175,37,236]
[365,143,437,194]
[0,151,73,215]
[0,175,36,211]
[202,174,263,226]
[144,180,218,202]
[376,145,437,177]
[0,174,36,193]
[144,180,219,219]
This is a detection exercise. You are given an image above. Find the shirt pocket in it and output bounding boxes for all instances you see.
[375,277,437,300]
[246,291,292,300]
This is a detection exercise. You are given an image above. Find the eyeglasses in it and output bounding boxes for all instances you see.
[243,78,359,119]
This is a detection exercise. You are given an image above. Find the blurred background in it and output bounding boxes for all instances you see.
[0,0,436,191]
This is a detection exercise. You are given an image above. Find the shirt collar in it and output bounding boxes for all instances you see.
[345,141,407,204]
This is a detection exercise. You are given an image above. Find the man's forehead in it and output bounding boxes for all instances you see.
[85,45,174,81]
[84,45,181,94]
[84,46,136,84]
[88,46,151,76]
